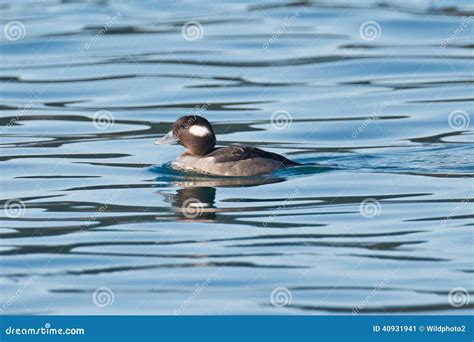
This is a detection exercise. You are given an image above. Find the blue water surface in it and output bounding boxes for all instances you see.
[0,0,472,314]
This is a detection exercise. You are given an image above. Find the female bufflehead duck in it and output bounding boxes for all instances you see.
[155,115,300,176]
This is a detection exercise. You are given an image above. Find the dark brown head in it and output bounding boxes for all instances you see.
[154,115,216,156]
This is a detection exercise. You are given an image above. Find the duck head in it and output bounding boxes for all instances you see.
[155,115,216,156]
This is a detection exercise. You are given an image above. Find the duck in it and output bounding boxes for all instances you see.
[154,115,300,176]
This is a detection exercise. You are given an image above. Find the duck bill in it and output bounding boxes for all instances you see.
[154,131,178,145]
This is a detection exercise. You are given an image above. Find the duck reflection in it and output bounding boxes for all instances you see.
[157,176,285,222]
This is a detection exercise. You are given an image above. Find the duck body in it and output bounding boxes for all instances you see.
[155,115,300,177]
[172,145,299,176]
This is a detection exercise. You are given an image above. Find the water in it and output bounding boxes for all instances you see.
[0,0,472,315]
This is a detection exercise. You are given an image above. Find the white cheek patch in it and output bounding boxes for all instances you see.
[189,125,211,137]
